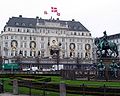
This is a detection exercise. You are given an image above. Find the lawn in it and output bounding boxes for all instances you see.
[0,75,120,96]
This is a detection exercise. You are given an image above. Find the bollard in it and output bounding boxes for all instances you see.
[60,81,66,96]
[103,84,106,96]
[13,79,19,95]
[1,79,4,93]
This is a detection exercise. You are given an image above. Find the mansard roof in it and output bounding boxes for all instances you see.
[5,16,89,32]
[107,33,120,40]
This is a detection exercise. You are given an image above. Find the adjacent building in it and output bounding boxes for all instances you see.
[107,33,120,57]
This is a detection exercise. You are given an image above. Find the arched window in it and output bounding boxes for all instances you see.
[82,33,84,36]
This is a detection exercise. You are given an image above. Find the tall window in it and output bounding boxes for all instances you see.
[11,36,13,39]
[24,51,27,57]
[21,36,23,40]
[77,44,79,50]
[5,42,8,47]
[41,37,44,41]
[24,36,27,40]
[20,42,23,48]
[24,42,27,48]
[11,50,14,56]
[30,51,32,56]
[5,50,8,56]
[41,43,44,48]
[41,51,44,57]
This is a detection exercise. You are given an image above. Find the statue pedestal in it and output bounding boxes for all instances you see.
[97,57,119,65]
[97,57,119,81]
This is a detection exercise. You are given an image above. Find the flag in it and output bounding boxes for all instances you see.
[57,12,60,16]
[51,7,57,12]
[44,11,48,15]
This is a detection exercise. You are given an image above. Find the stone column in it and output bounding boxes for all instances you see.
[60,82,66,96]
[13,79,18,95]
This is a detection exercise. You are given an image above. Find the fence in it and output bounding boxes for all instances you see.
[1,79,120,96]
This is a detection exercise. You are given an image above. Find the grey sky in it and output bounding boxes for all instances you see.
[0,0,120,37]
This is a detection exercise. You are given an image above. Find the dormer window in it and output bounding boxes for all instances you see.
[29,24,33,27]
[22,23,25,26]
[15,22,19,26]
[74,26,77,30]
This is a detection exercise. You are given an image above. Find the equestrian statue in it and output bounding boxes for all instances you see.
[95,31,118,58]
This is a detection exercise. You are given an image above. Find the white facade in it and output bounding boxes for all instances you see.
[0,16,93,60]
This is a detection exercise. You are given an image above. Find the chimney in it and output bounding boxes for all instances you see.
[57,18,59,20]
[72,19,75,21]
[36,16,39,19]
[19,15,22,17]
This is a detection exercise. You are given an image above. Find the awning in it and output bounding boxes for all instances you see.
[2,63,19,69]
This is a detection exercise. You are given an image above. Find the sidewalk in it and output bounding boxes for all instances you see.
[0,93,29,96]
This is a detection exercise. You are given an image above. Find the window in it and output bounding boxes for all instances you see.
[22,23,25,26]
[41,51,44,57]
[41,43,44,48]
[8,28,10,31]
[20,42,23,48]
[18,29,20,32]
[15,36,17,39]
[5,50,8,56]
[48,30,50,33]
[27,29,29,32]
[23,29,26,32]
[62,44,65,49]
[77,44,79,50]
[24,42,27,48]
[11,36,13,39]
[21,36,23,40]
[89,33,91,36]
[30,36,32,40]
[5,42,8,47]
[73,39,75,42]
[43,29,45,33]
[30,51,32,56]
[82,33,84,36]
[29,24,32,27]
[41,37,44,41]
[15,51,17,56]
[39,29,41,33]
[62,38,65,42]
[11,51,14,56]
[33,37,36,40]
[15,23,19,26]
[24,51,27,57]
[74,32,76,35]
[24,36,27,40]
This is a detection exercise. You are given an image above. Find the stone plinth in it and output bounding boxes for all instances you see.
[60,82,66,96]
[13,79,18,95]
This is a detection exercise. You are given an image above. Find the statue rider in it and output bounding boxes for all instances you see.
[97,60,105,77]
[101,31,109,57]
[109,60,119,78]
[102,31,108,47]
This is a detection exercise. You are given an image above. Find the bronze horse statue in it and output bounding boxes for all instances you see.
[95,37,118,57]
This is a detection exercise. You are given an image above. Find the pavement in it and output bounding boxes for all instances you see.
[0,93,29,96]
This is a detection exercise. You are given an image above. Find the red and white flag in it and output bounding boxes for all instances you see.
[51,7,57,12]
